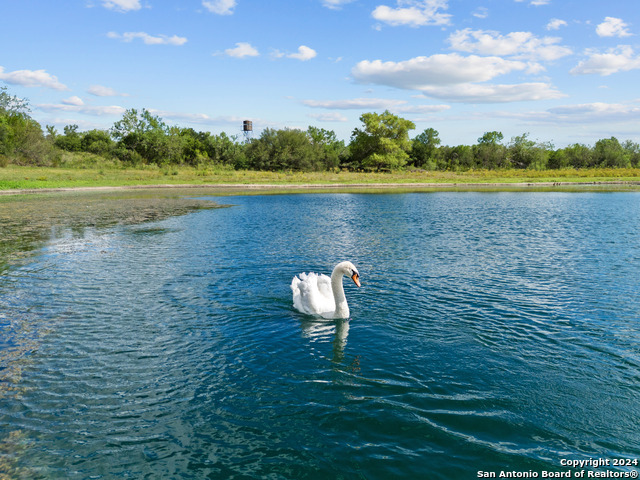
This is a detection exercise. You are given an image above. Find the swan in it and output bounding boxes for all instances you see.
[291,261,361,319]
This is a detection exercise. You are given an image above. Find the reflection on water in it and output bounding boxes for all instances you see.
[1,190,640,479]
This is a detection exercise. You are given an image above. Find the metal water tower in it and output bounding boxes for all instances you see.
[242,120,253,142]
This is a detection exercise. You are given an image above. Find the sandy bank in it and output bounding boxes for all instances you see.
[2,180,640,196]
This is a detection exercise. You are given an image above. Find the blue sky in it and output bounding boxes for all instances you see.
[1,0,638,147]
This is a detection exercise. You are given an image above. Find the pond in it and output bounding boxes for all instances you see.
[1,189,640,479]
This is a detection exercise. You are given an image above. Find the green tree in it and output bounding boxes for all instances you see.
[593,137,629,168]
[622,140,640,168]
[307,126,346,170]
[508,133,550,170]
[111,108,173,164]
[1,86,54,166]
[245,128,321,171]
[562,143,593,168]
[54,124,82,152]
[349,110,415,171]
[441,144,475,171]
[410,128,441,169]
[474,131,507,169]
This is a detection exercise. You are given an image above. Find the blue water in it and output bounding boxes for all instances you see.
[1,191,640,479]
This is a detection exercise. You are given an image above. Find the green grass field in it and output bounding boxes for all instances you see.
[2,164,640,191]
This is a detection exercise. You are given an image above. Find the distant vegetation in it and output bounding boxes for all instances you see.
[2,86,640,172]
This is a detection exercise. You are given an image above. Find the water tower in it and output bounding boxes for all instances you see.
[242,120,253,142]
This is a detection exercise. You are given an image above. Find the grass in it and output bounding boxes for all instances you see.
[2,162,640,191]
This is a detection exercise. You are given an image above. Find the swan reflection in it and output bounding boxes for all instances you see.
[299,318,350,363]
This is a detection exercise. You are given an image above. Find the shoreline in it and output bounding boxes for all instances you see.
[2,180,640,196]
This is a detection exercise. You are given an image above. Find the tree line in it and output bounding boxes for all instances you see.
[2,86,640,171]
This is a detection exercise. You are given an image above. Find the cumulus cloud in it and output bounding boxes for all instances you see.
[420,82,564,103]
[546,18,567,30]
[37,103,126,116]
[224,42,259,58]
[0,66,68,91]
[62,96,84,106]
[202,0,236,15]
[372,0,451,27]
[570,45,640,76]
[107,31,187,45]
[448,28,572,61]
[88,85,129,97]
[352,54,529,89]
[596,17,632,38]
[287,45,317,61]
[101,0,141,12]
[272,46,317,61]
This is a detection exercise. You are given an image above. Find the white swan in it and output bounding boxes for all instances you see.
[291,261,361,319]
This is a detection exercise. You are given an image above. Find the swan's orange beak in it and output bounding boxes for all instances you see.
[351,273,361,287]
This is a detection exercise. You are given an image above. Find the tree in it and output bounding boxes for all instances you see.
[508,133,550,170]
[111,109,173,164]
[1,87,54,166]
[410,128,441,169]
[307,126,346,170]
[349,110,415,171]
[474,131,507,169]
[593,137,629,168]
[562,143,593,168]
[245,128,322,171]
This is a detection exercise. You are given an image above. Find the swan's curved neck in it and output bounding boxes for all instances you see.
[331,265,349,318]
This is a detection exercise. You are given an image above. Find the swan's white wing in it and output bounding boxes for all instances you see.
[291,272,336,317]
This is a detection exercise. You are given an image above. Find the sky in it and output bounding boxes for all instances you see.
[1,0,639,147]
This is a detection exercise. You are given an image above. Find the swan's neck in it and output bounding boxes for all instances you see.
[331,266,349,318]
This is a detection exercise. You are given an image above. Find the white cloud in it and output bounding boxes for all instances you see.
[224,42,259,58]
[101,0,141,12]
[352,54,529,89]
[88,85,129,97]
[372,0,451,27]
[0,66,68,91]
[472,7,488,19]
[287,45,317,61]
[321,0,354,9]
[148,109,261,127]
[62,96,84,106]
[202,0,236,15]
[570,45,640,76]
[420,82,565,103]
[107,31,187,46]
[396,104,451,113]
[448,29,572,61]
[37,103,126,116]
[303,98,409,109]
[546,18,567,30]
[272,46,317,61]
[501,102,640,125]
[514,0,549,5]
[308,112,349,122]
[548,102,640,117]
[596,17,632,38]
[303,97,450,114]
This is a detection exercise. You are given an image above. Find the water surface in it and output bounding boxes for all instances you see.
[1,190,639,479]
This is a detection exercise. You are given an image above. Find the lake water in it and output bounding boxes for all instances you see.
[1,190,640,479]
